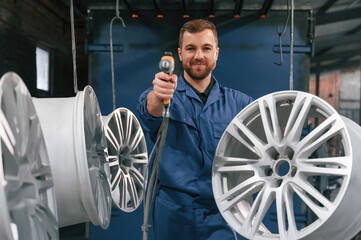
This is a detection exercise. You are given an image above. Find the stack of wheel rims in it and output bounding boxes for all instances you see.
[0,72,58,240]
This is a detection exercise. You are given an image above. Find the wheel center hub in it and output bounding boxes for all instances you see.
[274,158,291,177]
[119,145,131,169]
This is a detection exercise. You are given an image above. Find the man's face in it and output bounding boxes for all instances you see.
[178,29,219,81]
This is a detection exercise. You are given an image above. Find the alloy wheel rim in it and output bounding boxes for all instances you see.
[105,108,148,212]
[213,91,352,239]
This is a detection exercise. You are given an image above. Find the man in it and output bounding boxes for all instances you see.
[137,19,253,240]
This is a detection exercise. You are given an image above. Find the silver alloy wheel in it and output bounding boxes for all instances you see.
[75,86,112,227]
[213,91,361,240]
[32,86,111,228]
[104,108,148,212]
[0,72,58,240]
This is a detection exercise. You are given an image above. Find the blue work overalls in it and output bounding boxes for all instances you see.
[137,74,253,240]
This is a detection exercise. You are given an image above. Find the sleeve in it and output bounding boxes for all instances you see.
[136,87,163,143]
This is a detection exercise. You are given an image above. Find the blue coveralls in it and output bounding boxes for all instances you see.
[137,74,253,240]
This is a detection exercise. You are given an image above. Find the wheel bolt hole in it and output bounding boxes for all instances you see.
[267,147,280,160]
[270,179,283,188]
[290,166,297,177]
[285,146,295,160]
[275,179,283,187]
[266,168,273,176]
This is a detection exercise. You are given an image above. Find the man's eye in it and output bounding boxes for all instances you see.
[186,48,194,51]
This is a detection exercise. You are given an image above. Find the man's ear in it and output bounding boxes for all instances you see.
[215,47,219,61]
[177,48,182,62]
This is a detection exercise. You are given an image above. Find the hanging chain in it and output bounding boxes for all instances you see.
[110,0,126,110]
[70,0,78,94]
[289,0,294,90]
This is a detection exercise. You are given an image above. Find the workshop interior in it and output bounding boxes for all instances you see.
[1,0,361,239]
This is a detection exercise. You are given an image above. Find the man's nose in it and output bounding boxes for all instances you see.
[194,49,204,59]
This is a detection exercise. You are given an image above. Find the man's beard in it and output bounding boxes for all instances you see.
[183,60,216,81]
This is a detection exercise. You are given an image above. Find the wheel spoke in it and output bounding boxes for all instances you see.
[128,176,139,208]
[0,110,15,155]
[109,157,119,167]
[6,184,23,210]
[129,152,148,166]
[218,177,261,203]
[296,115,341,157]
[111,168,122,189]
[129,168,145,189]
[114,111,124,146]
[106,127,120,151]
[241,185,266,233]
[284,185,298,239]
[291,182,333,220]
[129,152,147,160]
[35,204,58,239]
[84,98,96,139]
[215,164,257,173]
[25,117,42,161]
[299,156,350,168]
[3,89,19,140]
[214,156,259,166]
[15,85,29,141]
[32,165,51,178]
[228,119,264,157]
[248,188,275,236]
[33,164,53,192]
[125,111,133,145]
[298,164,348,176]
[235,119,266,153]
[84,109,95,140]
[130,157,148,165]
[284,94,312,143]
[276,189,287,239]
[259,98,282,144]
[121,176,128,209]
[219,182,263,212]
[128,127,143,151]
[36,178,53,192]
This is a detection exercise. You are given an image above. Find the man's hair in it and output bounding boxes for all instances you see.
[178,19,218,48]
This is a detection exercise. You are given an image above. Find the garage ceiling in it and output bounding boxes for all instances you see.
[68,0,361,73]
[311,0,361,73]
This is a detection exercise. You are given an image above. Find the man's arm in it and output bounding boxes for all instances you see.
[146,72,177,117]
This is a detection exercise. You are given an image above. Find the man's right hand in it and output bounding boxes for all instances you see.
[146,72,177,117]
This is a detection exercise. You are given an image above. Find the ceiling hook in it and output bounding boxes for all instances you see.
[274,0,290,67]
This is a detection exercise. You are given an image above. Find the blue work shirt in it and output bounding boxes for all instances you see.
[137,74,253,208]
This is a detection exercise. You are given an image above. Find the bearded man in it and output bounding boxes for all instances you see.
[137,19,253,240]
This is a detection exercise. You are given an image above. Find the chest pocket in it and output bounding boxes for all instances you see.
[212,120,229,139]
[169,97,197,129]
[210,120,230,152]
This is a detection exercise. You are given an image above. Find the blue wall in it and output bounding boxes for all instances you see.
[89,10,311,240]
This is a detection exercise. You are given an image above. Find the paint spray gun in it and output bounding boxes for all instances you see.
[158,52,174,117]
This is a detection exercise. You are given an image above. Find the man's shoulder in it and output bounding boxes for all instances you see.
[220,85,252,101]
[213,77,249,96]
